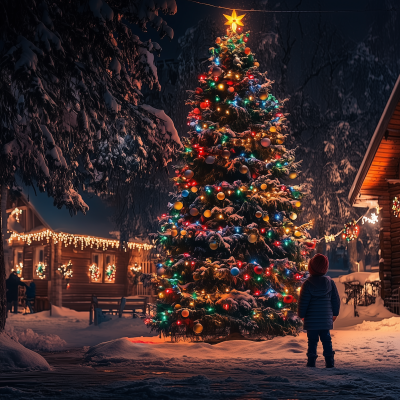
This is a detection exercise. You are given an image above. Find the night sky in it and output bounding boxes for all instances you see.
[27,0,383,238]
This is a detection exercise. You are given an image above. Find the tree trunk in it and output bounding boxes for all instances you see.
[0,185,7,332]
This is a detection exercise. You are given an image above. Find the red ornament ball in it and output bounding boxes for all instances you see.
[283,295,294,304]
[193,108,201,115]
[200,102,208,109]
[244,47,251,55]
[254,266,263,275]
[195,87,203,95]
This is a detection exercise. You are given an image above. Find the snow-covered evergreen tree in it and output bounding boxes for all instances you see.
[0,0,180,331]
[146,12,314,340]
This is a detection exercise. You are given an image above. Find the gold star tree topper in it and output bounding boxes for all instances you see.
[223,9,245,32]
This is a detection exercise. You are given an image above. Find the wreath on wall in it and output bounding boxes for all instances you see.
[105,264,116,282]
[89,264,100,281]
[36,262,46,279]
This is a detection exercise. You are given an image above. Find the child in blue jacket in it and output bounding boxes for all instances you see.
[298,254,340,368]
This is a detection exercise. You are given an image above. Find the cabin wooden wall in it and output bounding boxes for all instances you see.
[9,241,51,300]
[388,183,400,296]
[9,238,155,311]
[378,183,400,299]
[60,246,130,311]
[378,187,392,298]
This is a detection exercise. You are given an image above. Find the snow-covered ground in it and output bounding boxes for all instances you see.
[6,305,155,350]
[2,272,400,399]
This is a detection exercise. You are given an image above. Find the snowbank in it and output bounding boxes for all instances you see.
[50,305,87,318]
[0,332,51,372]
[6,327,67,352]
[339,271,379,285]
[333,275,398,328]
[6,306,157,348]
[354,317,400,331]
[85,335,306,364]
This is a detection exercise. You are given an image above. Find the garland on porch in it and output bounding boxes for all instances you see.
[321,206,381,243]
[36,262,46,279]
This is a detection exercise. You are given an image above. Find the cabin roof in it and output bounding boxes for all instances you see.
[349,75,400,207]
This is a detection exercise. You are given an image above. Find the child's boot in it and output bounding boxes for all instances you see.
[306,354,318,367]
[324,351,335,368]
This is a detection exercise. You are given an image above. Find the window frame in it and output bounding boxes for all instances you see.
[90,252,103,283]
[34,245,46,279]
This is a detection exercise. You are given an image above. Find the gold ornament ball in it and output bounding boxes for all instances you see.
[174,304,182,310]
[295,201,301,208]
[290,212,298,220]
[255,211,262,218]
[205,156,215,164]
[259,92,268,100]
[181,309,190,318]
[209,241,219,250]
[261,137,271,147]
[269,126,277,133]
[248,234,258,243]
[263,215,270,222]
[158,291,165,299]
[254,61,260,67]
[181,230,187,236]
[260,183,267,190]
[191,187,198,193]
[171,229,178,237]
[222,150,231,159]
[239,165,249,174]
[184,170,194,179]
[203,210,212,218]
[294,230,302,238]
[289,172,297,179]
[217,192,225,200]
[276,136,285,145]
[193,273,201,281]
[174,201,183,210]
[193,322,203,334]
[190,208,199,216]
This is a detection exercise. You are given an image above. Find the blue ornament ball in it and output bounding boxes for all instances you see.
[182,190,189,197]
[230,267,240,276]
[266,163,272,169]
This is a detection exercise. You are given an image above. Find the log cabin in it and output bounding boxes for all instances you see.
[5,191,156,311]
[348,75,400,299]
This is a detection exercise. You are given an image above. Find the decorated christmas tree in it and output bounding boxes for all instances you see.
[147,11,315,340]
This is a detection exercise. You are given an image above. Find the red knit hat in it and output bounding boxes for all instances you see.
[308,254,329,276]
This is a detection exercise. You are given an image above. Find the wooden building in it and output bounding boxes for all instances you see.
[349,75,400,299]
[5,192,155,311]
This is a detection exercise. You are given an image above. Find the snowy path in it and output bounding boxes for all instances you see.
[2,329,400,399]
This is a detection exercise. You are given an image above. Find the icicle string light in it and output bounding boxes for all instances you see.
[8,229,153,251]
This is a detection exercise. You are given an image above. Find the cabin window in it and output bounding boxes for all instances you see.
[90,253,103,283]
[90,253,116,283]
[104,254,116,283]
[13,247,24,278]
[34,246,46,279]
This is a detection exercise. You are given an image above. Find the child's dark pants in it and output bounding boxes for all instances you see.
[307,330,333,357]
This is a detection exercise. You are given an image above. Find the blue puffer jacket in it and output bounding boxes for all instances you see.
[298,275,340,330]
